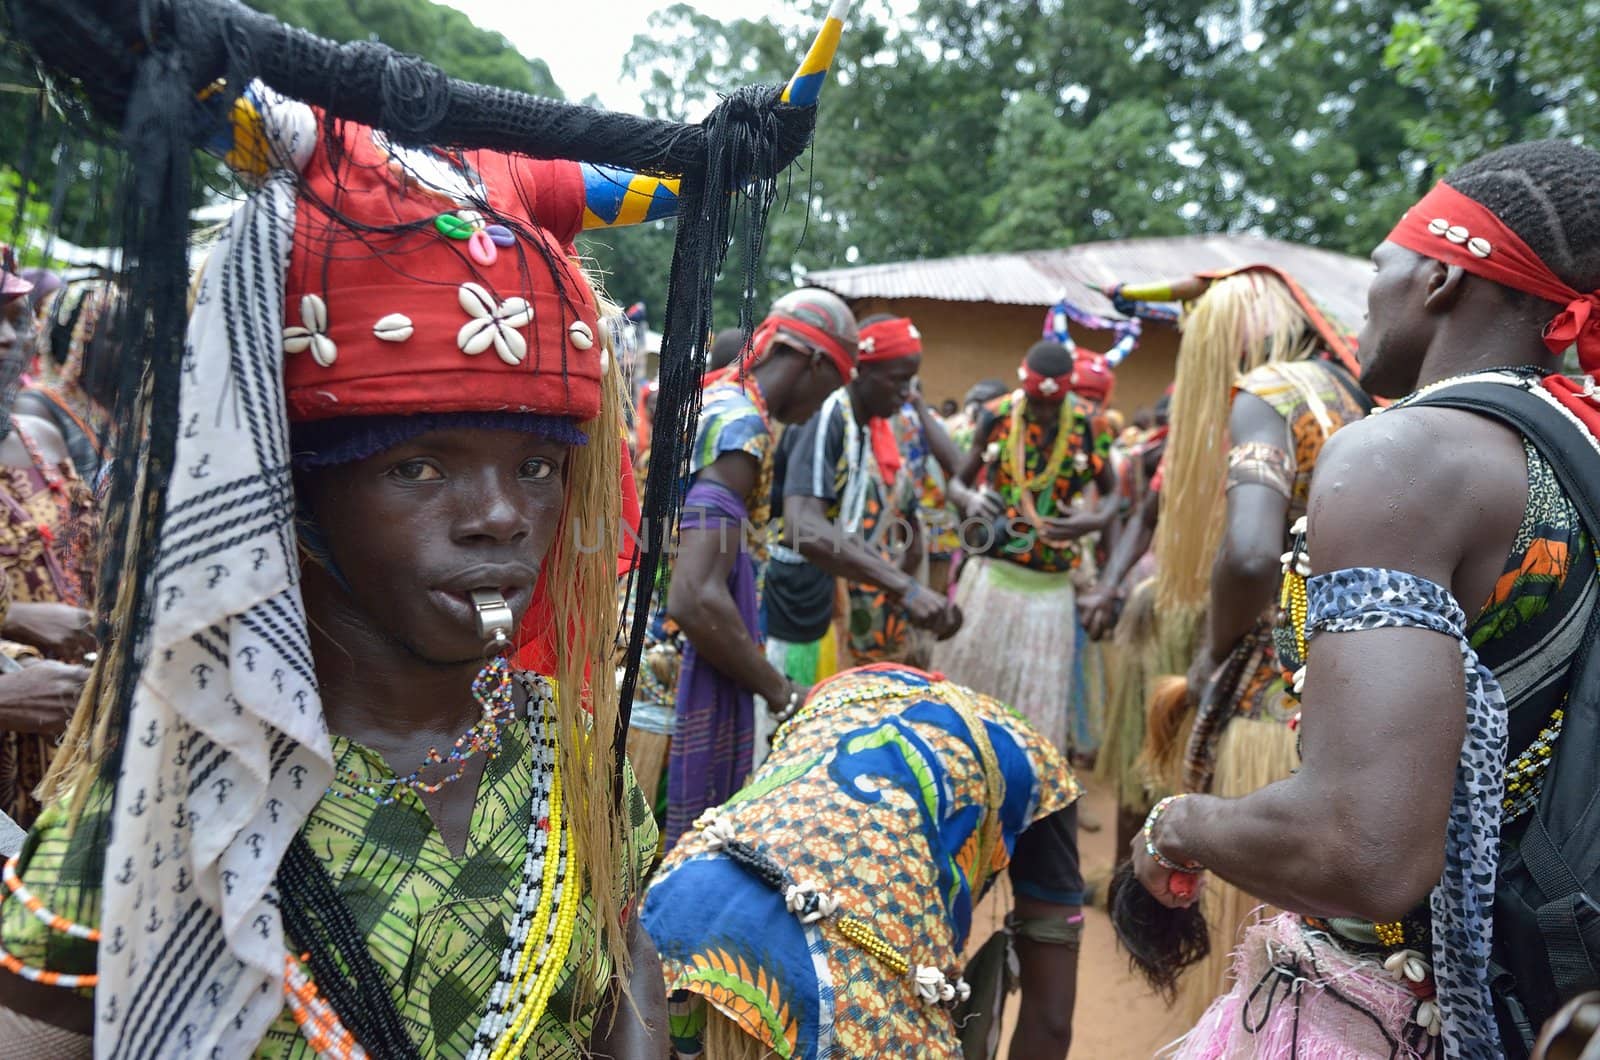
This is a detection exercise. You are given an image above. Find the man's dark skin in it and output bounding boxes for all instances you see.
[1134,239,1556,925]
[668,340,845,707]
[0,426,669,1053]
[1080,436,1165,640]
[782,354,963,638]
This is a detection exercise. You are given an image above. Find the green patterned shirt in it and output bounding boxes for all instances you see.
[2,718,658,1058]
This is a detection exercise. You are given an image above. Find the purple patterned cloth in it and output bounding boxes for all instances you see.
[664,479,759,849]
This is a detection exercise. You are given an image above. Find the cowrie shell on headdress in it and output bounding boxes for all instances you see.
[1427,218,1450,236]
[1468,236,1492,258]
[284,293,337,367]
[456,283,532,365]
[373,313,414,343]
[568,321,595,351]
[860,336,876,354]
[907,323,921,339]
[1039,377,1061,396]
[1445,225,1470,245]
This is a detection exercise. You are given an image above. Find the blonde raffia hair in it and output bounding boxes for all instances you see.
[45,262,639,1000]
[1153,270,1320,615]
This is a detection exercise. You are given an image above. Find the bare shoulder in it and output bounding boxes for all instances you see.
[1307,407,1527,593]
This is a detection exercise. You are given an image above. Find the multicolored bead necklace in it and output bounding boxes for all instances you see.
[326,654,517,803]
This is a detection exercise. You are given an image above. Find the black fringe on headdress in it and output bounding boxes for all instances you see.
[5,0,817,796]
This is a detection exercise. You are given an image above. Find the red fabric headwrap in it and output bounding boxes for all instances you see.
[1388,182,1600,374]
[1071,352,1115,403]
[858,317,922,364]
[704,314,856,391]
[1019,362,1073,404]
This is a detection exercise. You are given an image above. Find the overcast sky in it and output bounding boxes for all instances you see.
[445,1,786,110]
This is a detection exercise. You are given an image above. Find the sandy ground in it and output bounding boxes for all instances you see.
[967,772,1187,1059]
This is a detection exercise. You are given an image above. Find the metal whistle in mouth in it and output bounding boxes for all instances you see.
[469,589,516,648]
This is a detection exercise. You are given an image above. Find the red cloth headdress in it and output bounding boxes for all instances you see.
[857,316,923,481]
[1071,351,1115,404]
[283,120,601,424]
[857,317,922,364]
[1019,362,1073,404]
[705,289,859,391]
[1388,181,1600,375]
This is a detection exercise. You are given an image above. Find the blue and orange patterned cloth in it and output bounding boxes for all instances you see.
[641,664,1080,1059]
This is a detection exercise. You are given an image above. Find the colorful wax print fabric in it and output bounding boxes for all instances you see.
[972,393,1111,573]
[642,664,1079,1059]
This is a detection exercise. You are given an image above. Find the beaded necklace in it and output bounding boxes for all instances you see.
[1005,396,1073,492]
[466,673,581,1060]
[327,654,517,803]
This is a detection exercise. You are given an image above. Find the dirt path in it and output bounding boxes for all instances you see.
[968,772,1185,1058]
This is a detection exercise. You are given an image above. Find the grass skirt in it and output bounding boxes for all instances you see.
[1169,912,1437,1059]
[930,556,1077,751]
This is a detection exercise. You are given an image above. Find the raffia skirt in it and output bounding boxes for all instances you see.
[929,556,1076,751]
[1169,913,1438,1059]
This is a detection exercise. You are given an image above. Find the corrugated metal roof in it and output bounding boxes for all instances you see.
[806,234,1374,332]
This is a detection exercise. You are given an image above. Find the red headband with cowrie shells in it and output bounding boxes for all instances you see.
[1389,181,1600,374]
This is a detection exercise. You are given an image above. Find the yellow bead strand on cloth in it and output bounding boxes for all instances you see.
[495,833,584,1060]
[835,914,910,978]
[1007,395,1073,492]
[487,750,567,1060]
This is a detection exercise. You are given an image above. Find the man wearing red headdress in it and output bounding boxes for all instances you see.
[764,315,962,688]
[1130,141,1600,1059]
[653,288,857,848]
[931,340,1119,755]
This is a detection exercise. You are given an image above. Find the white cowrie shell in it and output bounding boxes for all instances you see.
[1281,550,1298,574]
[1290,516,1308,536]
[309,333,338,368]
[568,320,595,350]
[1295,554,1312,577]
[499,297,533,330]
[1292,667,1307,695]
[1445,224,1470,245]
[283,327,313,355]
[458,282,496,319]
[1427,218,1450,236]
[493,326,528,366]
[301,293,328,333]
[1403,957,1428,983]
[458,319,497,356]
[1468,236,1492,258]
[373,313,414,343]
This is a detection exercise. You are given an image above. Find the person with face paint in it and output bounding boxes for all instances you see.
[0,253,97,832]
[0,90,667,1058]
[653,288,856,849]
[764,315,963,688]
[1130,141,1600,1059]
[930,341,1119,755]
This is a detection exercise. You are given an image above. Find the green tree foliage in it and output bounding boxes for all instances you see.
[1385,0,1598,170]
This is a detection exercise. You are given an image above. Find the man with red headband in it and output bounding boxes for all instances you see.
[1130,141,1600,1059]
[932,340,1119,754]
[765,314,962,688]
[654,288,856,849]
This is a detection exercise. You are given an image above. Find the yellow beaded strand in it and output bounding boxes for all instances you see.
[835,914,909,978]
[497,836,583,1060]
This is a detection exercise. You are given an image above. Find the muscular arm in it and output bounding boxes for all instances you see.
[667,452,791,705]
[1202,392,1292,667]
[1143,410,1527,921]
[587,917,669,1058]
[916,399,964,477]
[783,495,916,597]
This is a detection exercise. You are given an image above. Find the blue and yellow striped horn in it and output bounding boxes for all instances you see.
[582,0,856,230]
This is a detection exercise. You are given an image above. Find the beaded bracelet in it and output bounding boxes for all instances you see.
[1142,794,1200,873]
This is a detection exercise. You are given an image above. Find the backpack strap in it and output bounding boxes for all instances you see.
[1412,377,1600,1002]
[1406,380,1600,540]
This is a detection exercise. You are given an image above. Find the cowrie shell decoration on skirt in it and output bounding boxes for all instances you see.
[373,313,414,343]
[567,321,595,351]
[284,293,337,367]
[457,282,533,366]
